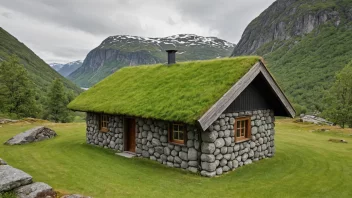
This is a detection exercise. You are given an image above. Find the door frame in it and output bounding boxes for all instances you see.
[124,117,136,152]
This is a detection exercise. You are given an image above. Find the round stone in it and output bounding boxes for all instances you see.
[216,167,223,175]
[242,153,248,161]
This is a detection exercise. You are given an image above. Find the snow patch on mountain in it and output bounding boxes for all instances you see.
[102,34,235,49]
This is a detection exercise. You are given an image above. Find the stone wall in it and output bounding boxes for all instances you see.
[86,113,124,151]
[85,113,201,173]
[85,109,275,177]
[135,118,200,173]
[200,109,275,177]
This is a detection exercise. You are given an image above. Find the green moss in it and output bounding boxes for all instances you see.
[68,56,260,124]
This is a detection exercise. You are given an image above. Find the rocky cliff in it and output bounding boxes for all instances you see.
[69,34,235,87]
[232,0,349,56]
[231,0,352,112]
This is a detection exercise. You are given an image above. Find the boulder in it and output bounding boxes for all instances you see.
[0,119,19,124]
[0,165,32,192]
[14,182,55,198]
[4,126,57,145]
[300,115,334,126]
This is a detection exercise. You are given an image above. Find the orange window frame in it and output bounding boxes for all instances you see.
[100,114,109,132]
[169,123,185,145]
[234,117,251,142]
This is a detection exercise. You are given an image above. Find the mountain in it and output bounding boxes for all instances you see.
[68,34,235,87]
[56,60,83,77]
[231,0,352,112]
[49,61,83,77]
[0,27,82,98]
[49,63,64,71]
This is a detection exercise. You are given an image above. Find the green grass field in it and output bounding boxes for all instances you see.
[0,119,351,198]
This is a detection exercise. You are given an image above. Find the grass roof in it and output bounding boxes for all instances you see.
[68,56,261,124]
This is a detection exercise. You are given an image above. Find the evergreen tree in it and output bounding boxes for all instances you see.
[47,78,74,123]
[0,56,39,118]
[323,62,352,128]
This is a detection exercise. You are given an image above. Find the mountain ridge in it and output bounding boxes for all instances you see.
[49,60,83,77]
[68,34,235,87]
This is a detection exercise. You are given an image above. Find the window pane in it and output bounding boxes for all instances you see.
[237,121,240,129]
[179,132,184,140]
[173,131,178,140]
[179,125,184,132]
[241,128,245,136]
[236,129,240,137]
[173,124,178,131]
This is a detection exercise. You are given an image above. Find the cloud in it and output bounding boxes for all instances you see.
[0,0,275,63]
[1,11,11,18]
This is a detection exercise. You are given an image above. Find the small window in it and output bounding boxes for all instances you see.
[170,123,185,144]
[100,114,109,132]
[235,117,251,142]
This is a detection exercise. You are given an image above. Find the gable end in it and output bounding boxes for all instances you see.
[197,61,295,131]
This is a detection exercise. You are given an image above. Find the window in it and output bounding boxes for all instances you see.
[169,123,185,144]
[235,117,251,142]
[100,114,109,132]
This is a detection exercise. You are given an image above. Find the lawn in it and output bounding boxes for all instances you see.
[0,119,351,198]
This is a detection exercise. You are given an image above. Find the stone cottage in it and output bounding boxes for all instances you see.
[68,52,295,177]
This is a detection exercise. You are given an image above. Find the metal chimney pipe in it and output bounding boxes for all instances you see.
[166,50,177,65]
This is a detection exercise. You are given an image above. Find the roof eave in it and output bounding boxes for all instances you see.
[197,61,295,131]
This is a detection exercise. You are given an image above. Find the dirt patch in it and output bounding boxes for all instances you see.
[328,139,348,143]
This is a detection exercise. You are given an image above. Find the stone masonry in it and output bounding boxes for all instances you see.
[86,113,124,151]
[200,109,275,177]
[135,118,200,173]
[85,109,275,177]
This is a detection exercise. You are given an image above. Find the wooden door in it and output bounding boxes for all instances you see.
[126,118,136,152]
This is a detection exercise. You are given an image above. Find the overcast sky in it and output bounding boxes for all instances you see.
[0,0,275,63]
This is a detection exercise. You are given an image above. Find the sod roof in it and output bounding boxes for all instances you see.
[68,56,261,124]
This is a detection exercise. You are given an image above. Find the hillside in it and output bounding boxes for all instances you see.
[51,60,83,77]
[0,27,82,95]
[231,0,352,111]
[69,34,235,87]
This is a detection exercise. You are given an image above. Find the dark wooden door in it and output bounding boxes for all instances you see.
[126,118,136,152]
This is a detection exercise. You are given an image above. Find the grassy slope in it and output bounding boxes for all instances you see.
[68,57,260,124]
[260,24,352,110]
[0,120,351,197]
[0,27,81,94]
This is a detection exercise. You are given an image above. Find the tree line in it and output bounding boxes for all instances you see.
[322,61,352,128]
[0,56,75,122]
